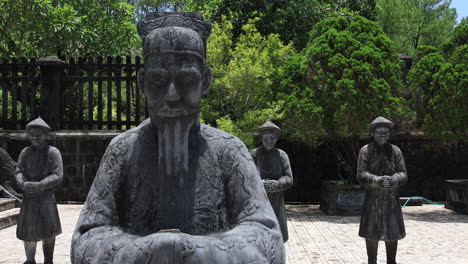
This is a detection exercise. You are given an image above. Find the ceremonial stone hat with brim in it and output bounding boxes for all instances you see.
[257,121,281,135]
[26,116,51,131]
[368,116,394,133]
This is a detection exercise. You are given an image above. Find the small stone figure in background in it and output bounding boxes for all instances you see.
[16,117,63,264]
[357,117,407,264]
[0,146,22,200]
[251,121,293,242]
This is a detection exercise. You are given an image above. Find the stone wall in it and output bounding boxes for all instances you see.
[0,131,118,202]
[1,130,467,203]
[279,133,468,203]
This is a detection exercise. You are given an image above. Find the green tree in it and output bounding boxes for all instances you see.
[408,21,468,140]
[407,47,445,127]
[128,0,188,19]
[324,0,377,20]
[425,45,468,141]
[281,16,412,172]
[202,18,293,148]
[0,0,139,57]
[376,0,457,56]
[186,0,330,50]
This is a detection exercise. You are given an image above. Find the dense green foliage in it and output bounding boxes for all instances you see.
[185,0,328,51]
[408,21,468,141]
[376,0,457,56]
[0,0,139,57]
[1,0,466,145]
[282,16,411,146]
[202,18,291,148]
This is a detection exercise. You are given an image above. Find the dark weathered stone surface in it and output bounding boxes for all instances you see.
[71,12,284,264]
[445,179,468,214]
[357,117,407,264]
[16,117,63,264]
[1,131,466,204]
[37,57,65,130]
[0,146,22,200]
[251,121,293,242]
[320,182,365,215]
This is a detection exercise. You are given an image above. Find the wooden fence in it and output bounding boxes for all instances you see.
[0,58,40,129]
[0,56,147,130]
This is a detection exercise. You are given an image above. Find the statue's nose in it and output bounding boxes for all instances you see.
[165,82,180,102]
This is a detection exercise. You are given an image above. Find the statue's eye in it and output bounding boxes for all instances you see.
[148,71,170,86]
[176,70,201,85]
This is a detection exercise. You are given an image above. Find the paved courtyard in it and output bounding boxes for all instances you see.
[0,204,467,263]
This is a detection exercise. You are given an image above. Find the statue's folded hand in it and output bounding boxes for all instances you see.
[389,175,399,187]
[182,235,265,264]
[263,180,281,192]
[23,182,41,193]
[111,232,188,264]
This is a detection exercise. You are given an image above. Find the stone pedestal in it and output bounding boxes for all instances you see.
[38,56,65,130]
[445,179,468,214]
[320,181,365,215]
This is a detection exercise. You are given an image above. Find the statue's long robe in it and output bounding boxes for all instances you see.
[15,143,63,241]
[71,122,285,263]
[357,142,407,241]
[250,147,293,242]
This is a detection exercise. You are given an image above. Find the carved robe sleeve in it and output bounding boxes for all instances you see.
[357,145,379,185]
[71,136,155,264]
[196,138,285,263]
[392,146,407,186]
[39,147,63,191]
[15,148,27,190]
[277,150,293,191]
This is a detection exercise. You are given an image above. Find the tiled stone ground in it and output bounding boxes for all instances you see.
[284,204,468,264]
[0,204,467,263]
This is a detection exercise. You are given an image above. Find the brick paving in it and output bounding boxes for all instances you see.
[284,204,468,264]
[0,204,467,263]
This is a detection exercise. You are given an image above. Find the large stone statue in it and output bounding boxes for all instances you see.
[357,117,407,264]
[71,12,285,264]
[0,146,22,200]
[250,121,293,242]
[16,117,63,264]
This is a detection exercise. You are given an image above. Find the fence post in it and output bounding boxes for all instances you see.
[37,56,65,130]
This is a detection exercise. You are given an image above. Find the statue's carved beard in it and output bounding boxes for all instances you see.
[156,114,197,231]
[158,117,192,177]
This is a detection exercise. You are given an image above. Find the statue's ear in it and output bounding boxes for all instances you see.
[137,68,145,95]
[202,65,212,96]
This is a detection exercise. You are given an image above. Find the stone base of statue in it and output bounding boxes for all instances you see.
[0,198,19,230]
[445,179,468,214]
[320,181,365,216]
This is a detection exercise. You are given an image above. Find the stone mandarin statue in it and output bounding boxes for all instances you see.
[71,12,285,264]
[16,117,63,264]
[357,117,407,264]
[0,146,22,200]
[250,121,293,242]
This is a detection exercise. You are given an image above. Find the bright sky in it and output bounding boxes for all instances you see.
[451,0,468,23]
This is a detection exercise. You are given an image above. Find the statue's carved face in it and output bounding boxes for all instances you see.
[261,130,279,150]
[139,27,211,120]
[28,127,47,147]
[144,55,204,118]
[372,126,390,145]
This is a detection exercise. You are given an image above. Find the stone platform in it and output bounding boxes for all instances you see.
[0,204,467,263]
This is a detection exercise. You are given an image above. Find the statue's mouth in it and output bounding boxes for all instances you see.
[159,108,187,117]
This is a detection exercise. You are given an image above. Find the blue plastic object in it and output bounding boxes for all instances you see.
[401,196,444,208]
[337,161,355,180]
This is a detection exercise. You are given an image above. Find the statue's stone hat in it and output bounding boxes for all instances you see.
[26,116,51,131]
[257,121,281,134]
[368,116,394,132]
[137,12,212,61]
